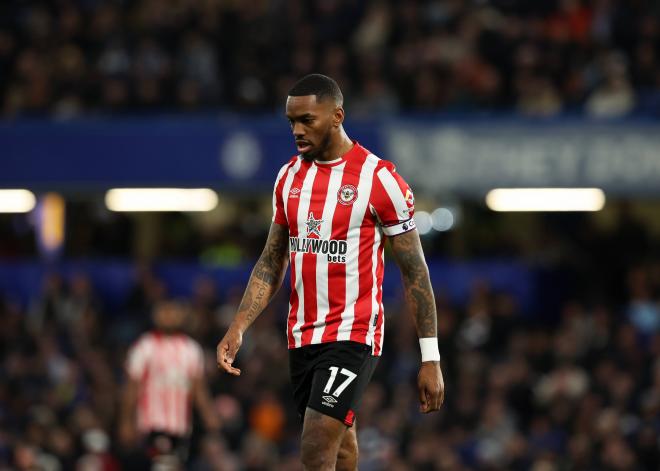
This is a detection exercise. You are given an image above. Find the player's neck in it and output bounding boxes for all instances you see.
[315,130,354,163]
[154,328,181,336]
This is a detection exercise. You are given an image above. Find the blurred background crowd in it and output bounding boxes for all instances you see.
[0,249,659,470]
[1,0,660,470]
[1,0,660,117]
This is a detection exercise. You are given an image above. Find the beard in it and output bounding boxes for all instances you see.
[301,128,332,161]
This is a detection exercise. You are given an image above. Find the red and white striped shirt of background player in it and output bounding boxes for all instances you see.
[272,141,416,356]
[126,332,205,437]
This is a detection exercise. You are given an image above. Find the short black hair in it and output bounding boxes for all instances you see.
[288,73,343,105]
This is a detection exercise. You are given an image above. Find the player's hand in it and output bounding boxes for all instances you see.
[417,361,444,413]
[118,421,138,448]
[216,327,243,376]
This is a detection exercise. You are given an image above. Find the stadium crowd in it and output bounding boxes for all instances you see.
[1,0,659,118]
[0,255,658,470]
[1,0,660,469]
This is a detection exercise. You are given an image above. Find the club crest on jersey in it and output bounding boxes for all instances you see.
[306,212,323,238]
[337,185,358,206]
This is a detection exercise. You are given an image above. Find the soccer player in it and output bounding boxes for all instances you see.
[216,74,444,470]
[120,300,219,468]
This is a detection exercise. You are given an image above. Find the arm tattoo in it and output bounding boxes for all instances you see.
[390,231,437,338]
[252,226,288,285]
[236,223,289,327]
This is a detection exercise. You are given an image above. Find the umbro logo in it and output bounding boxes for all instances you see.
[289,187,301,198]
[321,395,337,407]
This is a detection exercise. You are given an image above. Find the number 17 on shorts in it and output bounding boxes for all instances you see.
[321,367,357,407]
[289,341,379,427]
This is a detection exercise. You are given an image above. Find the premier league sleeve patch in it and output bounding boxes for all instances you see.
[382,217,416,236]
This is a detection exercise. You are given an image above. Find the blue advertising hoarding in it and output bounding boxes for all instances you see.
[0,116,659,195]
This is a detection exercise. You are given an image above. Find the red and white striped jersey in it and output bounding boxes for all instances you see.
[126,332,204,436]
[273,142,416,356]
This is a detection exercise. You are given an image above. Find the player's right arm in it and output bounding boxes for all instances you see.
[216,221,289,375]
[118,378,140,447]
[119,338,146,447]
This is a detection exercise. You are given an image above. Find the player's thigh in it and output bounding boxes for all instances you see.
[301,407,347,458]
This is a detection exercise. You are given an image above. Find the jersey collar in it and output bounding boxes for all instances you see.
[313,140,360,167]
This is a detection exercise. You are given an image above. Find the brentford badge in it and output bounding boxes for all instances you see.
[337,185,358,206]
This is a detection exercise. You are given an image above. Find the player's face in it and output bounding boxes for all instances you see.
[286,95,337,161]
[153,302,186,333]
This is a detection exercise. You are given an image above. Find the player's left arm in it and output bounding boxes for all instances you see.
[191,375,221,432]
[389,229,445,413]
[119,340,144,447]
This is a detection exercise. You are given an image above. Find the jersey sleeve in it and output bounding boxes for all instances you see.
[370,163,416,236]
[272,161,291,226]
[126,337,148,381]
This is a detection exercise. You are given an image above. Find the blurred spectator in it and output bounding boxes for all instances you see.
[586,51,637,117]
[0,257,659,468]
[190,434,240,471]
[119,300,220,469]
[77,429,120,471]
[1,0,658,117]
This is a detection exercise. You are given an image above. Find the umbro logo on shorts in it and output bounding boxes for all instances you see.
[321,395,337,407]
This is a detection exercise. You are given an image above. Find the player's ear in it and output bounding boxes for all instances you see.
[333,106,344,128]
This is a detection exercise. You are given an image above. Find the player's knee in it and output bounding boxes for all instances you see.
[336,435,358,471]
[300,433,334,470]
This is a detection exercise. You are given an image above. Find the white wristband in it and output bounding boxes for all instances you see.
[419,337,440,362]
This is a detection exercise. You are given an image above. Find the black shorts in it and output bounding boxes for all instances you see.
[289,341,379,427]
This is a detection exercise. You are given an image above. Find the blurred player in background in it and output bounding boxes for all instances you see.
[120,300,219,470]
[217,74,445,471]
